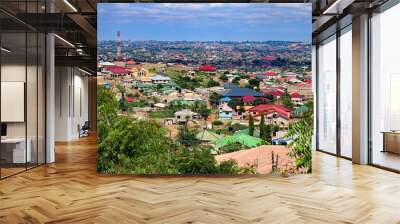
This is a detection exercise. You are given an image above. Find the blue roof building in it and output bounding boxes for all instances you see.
[222,86,264,98]
[219,96,232,103]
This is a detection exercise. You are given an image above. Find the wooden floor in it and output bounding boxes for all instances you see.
[1,136,400,223]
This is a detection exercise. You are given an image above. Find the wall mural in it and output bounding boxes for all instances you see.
[97,3,313,175]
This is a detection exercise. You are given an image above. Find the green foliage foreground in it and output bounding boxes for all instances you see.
[97,87,255,175]
[286,101,313,173]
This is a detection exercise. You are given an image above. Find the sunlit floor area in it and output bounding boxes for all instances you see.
[0,136,400,223]
[372,150,400,171]
[0,163,42,179]
[0,167,25,178]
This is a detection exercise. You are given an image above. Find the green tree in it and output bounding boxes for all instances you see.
[228,98,242,109]
[191,100,202,113]
[249,114,254,136]
[209,92,220,107]
[199,106,211,121]
[219,74,228,82]
[265,125,272,143]
[232,77,240,84]
[156,83,163,90]
[116,83,126,95]
[259,113,266,140]
[248,78,261,89]
[173,146,255,174]
[98,117,178,174]
[219,142,245,154]
[281,89,294,109]
[286,101,313,172]
[119,98,128,112]
[177,125,200,147]
[173,146,217,174]
[207,79,220,87]
[97,87,119,141]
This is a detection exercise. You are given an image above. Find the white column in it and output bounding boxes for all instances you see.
[46,33,55,163]
[352,14,369,164]
[312,45,317,150]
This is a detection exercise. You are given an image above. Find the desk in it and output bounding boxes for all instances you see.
[382,131,400,154]
[1,138,31,163]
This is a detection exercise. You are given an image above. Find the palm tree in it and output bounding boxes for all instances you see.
[286,101,313,172]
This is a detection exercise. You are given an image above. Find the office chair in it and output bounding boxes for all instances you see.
[79,121,90,138]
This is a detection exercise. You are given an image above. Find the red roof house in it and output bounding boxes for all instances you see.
[105,65,130,75]
[290,92,302,99]
[242,95,256,103]
[199,64,217,72]
[296,83,311,88]
[125,60,136,65]
[249,73,257,78]
[265,90,284,98]
[126,97,136,103]
[264,71,279,77]
[260,97,271,103]
[249,104,291,119]
[215,145,295,174]
[261,56,277,61]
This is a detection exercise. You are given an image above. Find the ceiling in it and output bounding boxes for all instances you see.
[1,0,394,71]
[0,0,97,73]
[311,0,390,43]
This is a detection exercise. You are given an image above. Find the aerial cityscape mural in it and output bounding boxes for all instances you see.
[97,3,313,175]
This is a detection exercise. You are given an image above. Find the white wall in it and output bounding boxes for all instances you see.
[55,67,89,141]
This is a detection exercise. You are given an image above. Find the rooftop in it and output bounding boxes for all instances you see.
[105,65,130,74]
[199,64,217,72]
[249,104,291,118]
[215,145,294,174]
[222,84,264,98]
[151,74,171,81]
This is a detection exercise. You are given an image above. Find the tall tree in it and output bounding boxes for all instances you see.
[199,106,211,121]
[219,74,228,82]
[265,125,272,143]
[209,92,220,107]
[177,125,200,147]
[281,89,294,109]
[249,114,254,136]
[259,113,266,139]
[207,79,219,87]
[97,87,119,141]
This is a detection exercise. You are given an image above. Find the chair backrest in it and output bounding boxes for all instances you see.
[82,121,90,129]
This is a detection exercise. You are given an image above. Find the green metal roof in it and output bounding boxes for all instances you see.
[294,105,309,115]
[196,130,224,142]
[211,133,264,149]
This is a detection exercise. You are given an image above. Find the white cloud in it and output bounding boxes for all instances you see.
[100,3,310,25]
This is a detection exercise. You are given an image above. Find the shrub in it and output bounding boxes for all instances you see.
[173,146,217,174]
[217,160,257,174]
[217,160,241,174]
[219,142,245,154]
[98,117,178,174]
[177,125,201,147]
[97,87,118,142]
[212,120,223,126]
[207,79,220,87]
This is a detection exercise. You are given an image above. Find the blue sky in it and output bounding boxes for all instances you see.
[98,3,311,42]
